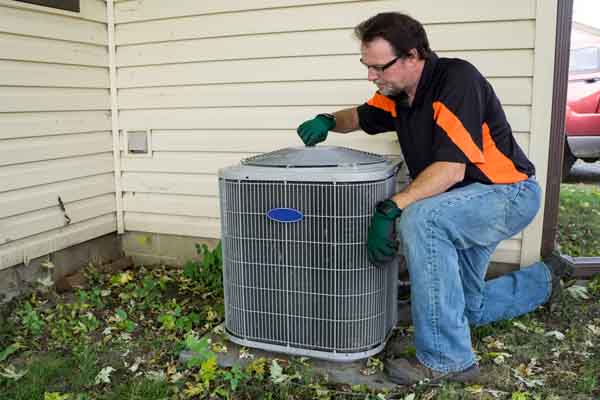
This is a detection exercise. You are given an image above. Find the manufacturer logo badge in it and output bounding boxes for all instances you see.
[266,208,304,223]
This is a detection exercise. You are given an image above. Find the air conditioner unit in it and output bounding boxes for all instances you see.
[218,146,400,361]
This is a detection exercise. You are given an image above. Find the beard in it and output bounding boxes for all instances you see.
[375,81,402,97]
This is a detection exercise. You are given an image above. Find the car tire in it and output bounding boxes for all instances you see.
[582,158,599,163]
[562,142,577,180]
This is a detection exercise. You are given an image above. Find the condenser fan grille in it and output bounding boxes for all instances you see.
[219,175,399,360]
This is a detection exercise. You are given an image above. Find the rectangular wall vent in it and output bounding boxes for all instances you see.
[124,129,152,157]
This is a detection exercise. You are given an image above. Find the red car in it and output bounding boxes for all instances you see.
[564,46,600,177]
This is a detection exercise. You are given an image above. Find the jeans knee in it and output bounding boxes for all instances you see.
[398,201,432,241]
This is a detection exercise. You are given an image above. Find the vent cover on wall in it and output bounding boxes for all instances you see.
[218,146,400,361]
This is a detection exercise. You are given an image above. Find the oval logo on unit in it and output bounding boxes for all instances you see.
[266,208,304,223]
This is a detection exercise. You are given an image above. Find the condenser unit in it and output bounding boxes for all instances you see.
[218,146,400,361]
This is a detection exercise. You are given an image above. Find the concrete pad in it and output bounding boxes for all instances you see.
[180,323,416,392]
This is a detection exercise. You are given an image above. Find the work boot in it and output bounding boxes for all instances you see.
[543,251,575,305]
[384,356,480,385]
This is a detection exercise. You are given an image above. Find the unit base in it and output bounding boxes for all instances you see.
[226,331,391,363]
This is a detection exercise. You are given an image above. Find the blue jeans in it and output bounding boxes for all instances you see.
[396,177,552,373]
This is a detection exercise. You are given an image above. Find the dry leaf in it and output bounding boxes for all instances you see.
[545,331,565,341]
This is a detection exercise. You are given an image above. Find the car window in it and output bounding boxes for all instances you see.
[570,47,600,73]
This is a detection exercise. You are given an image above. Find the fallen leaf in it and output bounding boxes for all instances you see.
[513,322,528,332]
[211,342,227,353]
[360,357,383,376]
[486,389,509,398]
[169,372,184,383]
[43,392,70,400]
[37,275,54,288]
[465,384,483,394]
[239,347,253,360]
[545,331,565,341]
[212,325,225,335]
[486,339,506,350]
[488,352,512,365]
[566,285,590,301]
[270,360,287,384]
[145,370,167,381]
[95,366,115,385]
[512,366,544,388]
[112,272,134,286]
[0,365,27,380]
[587,324,600,335]
[166,363,177,376]
[128,357,143,373]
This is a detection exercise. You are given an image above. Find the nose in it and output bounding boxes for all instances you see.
[367,68,378,82]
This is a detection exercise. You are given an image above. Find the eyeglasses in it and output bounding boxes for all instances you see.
[360,56,401,74]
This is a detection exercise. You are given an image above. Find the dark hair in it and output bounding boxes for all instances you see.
[354,12,432,60]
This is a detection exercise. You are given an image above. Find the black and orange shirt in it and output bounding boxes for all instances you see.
[357,52,535,187]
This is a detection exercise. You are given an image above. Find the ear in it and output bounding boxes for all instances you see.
[404,48,420,67]
[406,48,419,60]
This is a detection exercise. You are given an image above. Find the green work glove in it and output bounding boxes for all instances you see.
[296,114,335,146]
[367,199,402,267]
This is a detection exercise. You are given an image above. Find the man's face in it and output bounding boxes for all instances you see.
[360,37,419,97]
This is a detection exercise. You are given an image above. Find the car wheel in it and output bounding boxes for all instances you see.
[562,142,577,180]
[581,158,599,163]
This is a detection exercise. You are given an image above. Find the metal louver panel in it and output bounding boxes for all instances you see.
[219,146,399,361]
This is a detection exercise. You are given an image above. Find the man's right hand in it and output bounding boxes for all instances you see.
[296,114,335,146]
[367,199,402,267]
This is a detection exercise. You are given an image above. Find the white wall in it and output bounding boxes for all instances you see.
[0,0,116,270]
[113,0,549,264]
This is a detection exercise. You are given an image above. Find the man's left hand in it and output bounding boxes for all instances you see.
[367,199,402,267]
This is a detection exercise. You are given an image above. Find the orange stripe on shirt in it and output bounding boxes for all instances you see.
[476,123,528,183]
[367,93,397,117]
[432,101,484,164]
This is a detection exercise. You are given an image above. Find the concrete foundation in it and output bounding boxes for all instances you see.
[121,231,520,278]
[0,233,121,303]
[122,231,218,266]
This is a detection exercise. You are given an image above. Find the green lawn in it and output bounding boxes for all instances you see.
[558,183,600,257]
[0,216,599,399]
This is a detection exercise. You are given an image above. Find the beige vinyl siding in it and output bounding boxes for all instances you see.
[111,0,541,264]
[0,0,115,270]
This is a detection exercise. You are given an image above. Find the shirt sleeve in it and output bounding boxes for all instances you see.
[431,62,487,165]
[356,92,397,135]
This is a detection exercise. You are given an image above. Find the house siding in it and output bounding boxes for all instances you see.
[113,0,543,265]
[0,0,558,269]
[0,0,115,270]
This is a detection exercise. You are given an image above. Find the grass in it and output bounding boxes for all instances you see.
[1,242,599,399]
[558,183,600,256]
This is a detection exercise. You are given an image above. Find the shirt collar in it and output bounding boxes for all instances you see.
[411,52,438,107]
[382,52,438,108]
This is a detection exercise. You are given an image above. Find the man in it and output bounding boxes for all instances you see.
[296,12,572,384]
